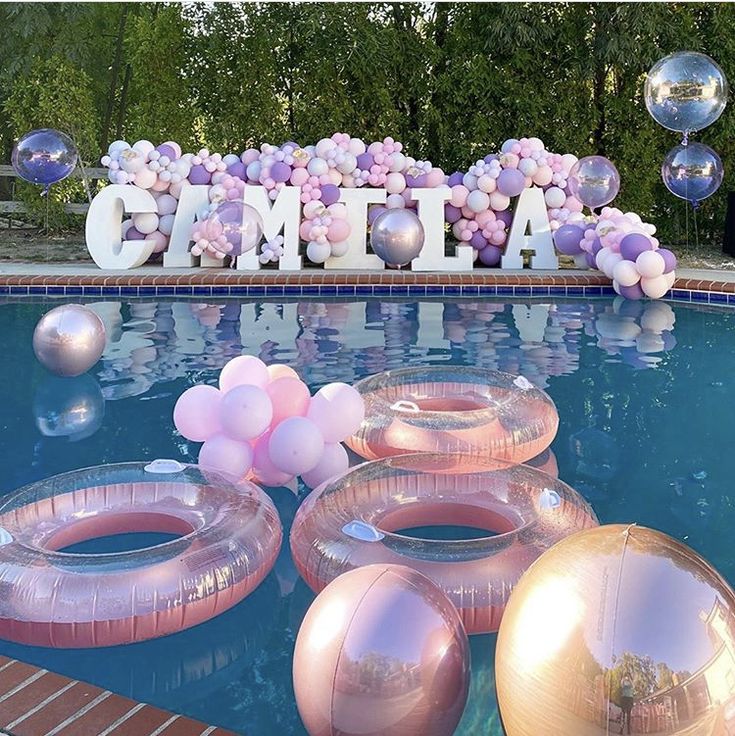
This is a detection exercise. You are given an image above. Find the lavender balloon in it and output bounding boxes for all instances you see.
[478,245,502,266]
[568,156,620,209]
[12,129,78,192]
[209,201,263,256]
[319,184,340,206]
[496,168,526,198]
[658,248,678,274]
[618,282,645,301]
[370,209,425,268]
[661,142,723,205]
[189,164,211,185]
[553,225,585,255]
[619,233,654,262]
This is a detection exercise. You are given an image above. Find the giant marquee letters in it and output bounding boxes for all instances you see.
[85,183,558,271]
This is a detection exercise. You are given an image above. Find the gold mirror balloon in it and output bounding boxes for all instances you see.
[33,304,106,377]
[496,524,735,736]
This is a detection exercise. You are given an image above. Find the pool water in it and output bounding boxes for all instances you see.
[1,296,734,735]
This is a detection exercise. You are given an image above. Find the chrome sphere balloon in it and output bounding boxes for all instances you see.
[208,201,263,256]
[567,156,620,209]
[33,304,107,377]
[12,129,78,190]
[33,374,104,441]
[293,564,470,736]
[496,524,735,736]
[645,51,728,133]
[370,208,425,267]
[662,142,723,204]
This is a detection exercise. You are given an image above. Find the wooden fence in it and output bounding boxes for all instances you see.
[0,164,107,219]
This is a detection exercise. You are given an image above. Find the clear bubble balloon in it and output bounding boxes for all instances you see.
[567,156,620,209]
[661,142,723,204]
[12,128,78,191]
[208,201,263,256]
[645,51,728,133]
[370,208,425,268]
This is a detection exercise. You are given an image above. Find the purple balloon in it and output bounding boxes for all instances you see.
[496,211,513,227]
[320,183,340,207]
[447,171,464,187]
[619,282,645,301]
[227,161,247,180]
[405,172,427,188]
[444,204,462,223]
[12,128,78,189]
[553,224,585,255]
[156,144,177,160]
[282,141,300,149]
[478,245,502,266]
[585,252,598,269]
[270,161,291,183]
[496,168,526,197]
[368,206,387,226]
[658,248,678,274]
[470,231,489,250]
[125,227,145,241]
[356,152,374,170]
[189,164,211,185]
[620,233,654,262]
[484,154,499,164]
[590,236,603,256]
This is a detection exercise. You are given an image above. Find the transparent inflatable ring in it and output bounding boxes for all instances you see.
[290,454,598,634]
[0,461,282,648]
[346,366,560,463]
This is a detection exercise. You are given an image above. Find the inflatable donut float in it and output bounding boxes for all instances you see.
[0,460,281,648]
[346,367,559,464]
[290,454,597,634]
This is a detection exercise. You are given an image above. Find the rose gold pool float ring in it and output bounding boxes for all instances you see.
[346,366,559,463]
[0,460,281,648]
[290,454,598,634]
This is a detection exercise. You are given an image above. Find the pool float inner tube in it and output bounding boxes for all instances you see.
[290,454,597,634]
[346,367,559,463]
[0,460,281,648]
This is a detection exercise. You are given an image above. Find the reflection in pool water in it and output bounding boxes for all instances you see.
[0,296,734,735]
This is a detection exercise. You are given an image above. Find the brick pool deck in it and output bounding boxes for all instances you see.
[0,263,734,302]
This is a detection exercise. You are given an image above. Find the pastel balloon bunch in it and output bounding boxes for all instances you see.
[300,201,351,264]
[102,139,190,190]
[173,355,365,489]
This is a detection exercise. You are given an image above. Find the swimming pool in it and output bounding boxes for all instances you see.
[0,295,733,734]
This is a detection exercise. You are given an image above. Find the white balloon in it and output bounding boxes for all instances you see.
[158,214,175,236]
[108,140,130,158]
[612,259,641,287]
[636,250,666,278]
[307,241,332,264]
[467,189,490,213]
[132,140,155,156]
[330,241,349,257]
[640,275,670,299]
[336,153,357,175]
[132,212,159,235]
[489,192,510,211]
[386,194,406,209]
[544,187,567,209]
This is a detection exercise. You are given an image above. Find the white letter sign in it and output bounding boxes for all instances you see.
[501,187,558,270]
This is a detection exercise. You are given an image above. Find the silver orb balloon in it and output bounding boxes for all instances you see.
[661,142,723,204]
[370,208,425,268]
[33,374,105,441]
[33,304,107,377]
[645,51,728,133]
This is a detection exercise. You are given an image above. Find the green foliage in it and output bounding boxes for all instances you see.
[0,1,733,243]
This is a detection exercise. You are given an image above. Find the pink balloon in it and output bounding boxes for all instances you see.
[198,433,253,479]
[173,384,221,442]
[267,363,300,381]
[220,385,273,441]
[266,377,311,427]
[299,221,313,241]
[307,382,365,443]
[268,417,325,475]
[290,168,309,187]
[301,443,349,489]
[327,218,350,242]
[219,355,269,392]
[251,432,295,487]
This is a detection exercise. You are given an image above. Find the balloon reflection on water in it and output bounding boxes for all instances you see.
[76,299,680,410]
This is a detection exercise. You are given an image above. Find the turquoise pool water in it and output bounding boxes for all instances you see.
[0,296,733,734]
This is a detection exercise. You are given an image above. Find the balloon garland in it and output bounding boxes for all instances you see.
[101,133,677,298]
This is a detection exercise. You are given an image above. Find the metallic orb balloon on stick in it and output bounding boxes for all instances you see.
[662,142,723,206]
[645,51,728,134]
[496,524,735,736]
[12,129,78,194]
[208,200,263,257]
[567,156,620,210]
[370,208,425,268]
[293,564,470,736]
[33,304,106,377]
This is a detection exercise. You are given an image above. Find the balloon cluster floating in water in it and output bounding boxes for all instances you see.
[101,134,667,278]
[173,355,364,488]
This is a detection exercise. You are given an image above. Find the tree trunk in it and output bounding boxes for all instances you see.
[592,63,607,155]
[100,5,129,151]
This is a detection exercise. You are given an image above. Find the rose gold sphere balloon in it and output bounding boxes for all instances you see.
[496,524,735,736]
[293,564,470,736]
[33,304,106,377]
